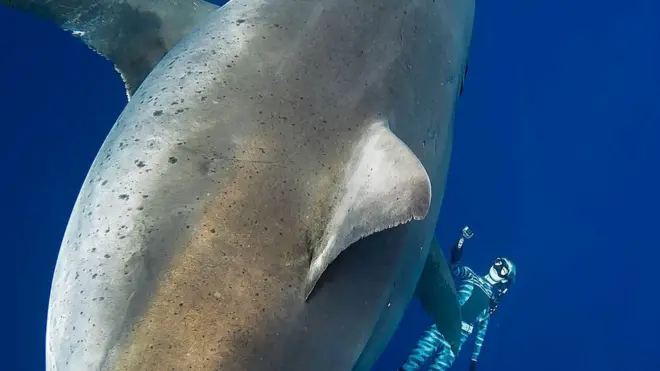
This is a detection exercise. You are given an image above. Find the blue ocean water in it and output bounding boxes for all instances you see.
[2,0,658,370]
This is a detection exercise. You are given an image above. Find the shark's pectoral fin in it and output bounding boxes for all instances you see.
[415,238,462,355]
[2,0,219,98]
[304,120,432,300]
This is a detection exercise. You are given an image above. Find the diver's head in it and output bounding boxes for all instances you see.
[486,257,516,286]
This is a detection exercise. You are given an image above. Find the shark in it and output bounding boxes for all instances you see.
[1,0,474,369]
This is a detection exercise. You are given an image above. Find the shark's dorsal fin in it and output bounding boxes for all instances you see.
[2,0,219,98]
[304,120,432,300]
[415,237,462,355]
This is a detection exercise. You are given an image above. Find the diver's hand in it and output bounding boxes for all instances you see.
[469,360,477,371]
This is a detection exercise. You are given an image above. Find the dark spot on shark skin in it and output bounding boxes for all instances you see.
[101,180,108,186]
[199,159,212,175]
[104,254,111,258]
[168,157,178,164]
[153,110,163,116]
[119,194,129,200]
[136,160,146,168]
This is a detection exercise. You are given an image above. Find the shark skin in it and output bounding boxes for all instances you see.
[0,0,474,370]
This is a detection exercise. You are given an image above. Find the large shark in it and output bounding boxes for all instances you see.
[3,0,474,369]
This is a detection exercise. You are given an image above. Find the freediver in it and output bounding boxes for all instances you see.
[399,226,517,371]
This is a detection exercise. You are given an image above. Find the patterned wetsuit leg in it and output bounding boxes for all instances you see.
[471,318,490,361]
[429,329,469,371]
[457,330,469,353]
[428,343,454,371]
[400,324,445,371]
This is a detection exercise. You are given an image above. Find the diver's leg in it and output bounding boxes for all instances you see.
[429,343,456,371]
[427,329,469,371]
[400,324,444,371]
[457,329,470,354]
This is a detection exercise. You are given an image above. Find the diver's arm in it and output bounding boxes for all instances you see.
[470,317,490,368]
[450,237,465,265]
[450,237,470,279]
[450,260,472,279]
[450,226,473,278]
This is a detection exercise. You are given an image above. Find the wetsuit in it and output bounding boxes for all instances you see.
[400,239,496,371]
